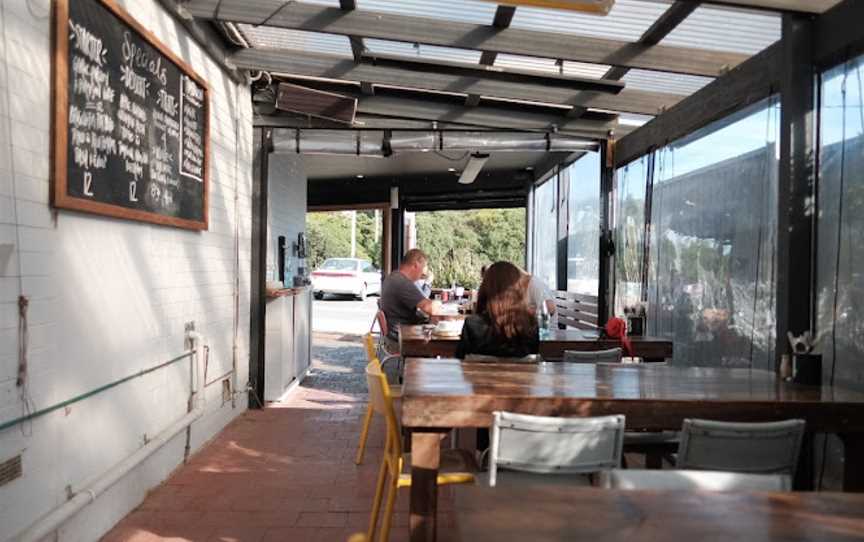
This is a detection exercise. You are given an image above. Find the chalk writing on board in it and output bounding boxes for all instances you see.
[54,0,208,229]
[180,76,205,182]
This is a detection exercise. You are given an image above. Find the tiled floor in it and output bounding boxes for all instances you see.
[102,332,428,542]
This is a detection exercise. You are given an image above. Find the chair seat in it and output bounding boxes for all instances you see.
[477,469,593,488]
[402,449,479,475]
[398,449,478,488]
[598,469,791,492]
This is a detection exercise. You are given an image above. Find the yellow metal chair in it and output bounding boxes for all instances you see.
[365,361,476,542]
[356,333,402,465]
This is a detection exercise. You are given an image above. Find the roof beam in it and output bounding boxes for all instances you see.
[568,1,697,117]
[814,0,864,68]
[359,52,623,94]
[339,0,374,95]
[615,41,781,167]
[229,48,681,115]
[355,96,618,136]
[466,5,517,107]
[256,88,618,136]
[643,0,839,14]
[185,0,746,76]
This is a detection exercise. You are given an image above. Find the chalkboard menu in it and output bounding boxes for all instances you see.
[52,0,209,230]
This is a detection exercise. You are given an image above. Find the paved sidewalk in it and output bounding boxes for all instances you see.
[101,332,439,542]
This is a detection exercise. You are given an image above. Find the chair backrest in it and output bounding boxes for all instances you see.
[364,362,402,462]
[375,309,390,338]
[678,418,806,475]
[562,348,623,364]
[488,411,625,486]
[464,354,540,363]
[598,469,791,492]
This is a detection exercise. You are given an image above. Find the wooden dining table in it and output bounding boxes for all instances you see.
[440,484,864,542]
[400,359,864,542]
[399,325,673,362]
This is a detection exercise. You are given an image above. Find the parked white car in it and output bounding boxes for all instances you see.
[312,258,382,300]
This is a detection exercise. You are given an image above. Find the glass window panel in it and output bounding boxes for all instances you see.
[533,177,558,292]
[816,55,864,390]
[614,156,648,314]
[647,98,780,369]
[567,152,600,296]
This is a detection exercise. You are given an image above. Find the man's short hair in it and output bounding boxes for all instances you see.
[402,248,428,267]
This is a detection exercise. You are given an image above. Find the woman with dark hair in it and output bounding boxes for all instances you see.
[455,261,539,359]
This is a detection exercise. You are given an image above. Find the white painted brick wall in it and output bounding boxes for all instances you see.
[0,0,261,540]
[267,154,309,283]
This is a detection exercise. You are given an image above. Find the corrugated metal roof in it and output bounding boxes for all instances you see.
[510,0,668,42]
[364,39,482,64]
[618,112,653,128]
[622,69,713,95]
[661,5,781,55]
[238,25,353,57]
[357,0,496,25]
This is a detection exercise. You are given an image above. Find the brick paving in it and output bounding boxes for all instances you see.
[101,332,436,542]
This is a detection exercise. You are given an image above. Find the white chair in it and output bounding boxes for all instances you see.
[463,354,540,363]
[598,469,791,492]
[488,411,625,487]
[562,348,623,364]
[678,419,806,475]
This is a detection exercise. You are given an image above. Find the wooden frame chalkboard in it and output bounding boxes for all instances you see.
[52,0,210,230]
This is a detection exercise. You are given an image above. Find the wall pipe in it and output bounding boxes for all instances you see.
[0,351,195,434]
[14,405,205,542]
[272,129,598,156]
[14,333,207,542]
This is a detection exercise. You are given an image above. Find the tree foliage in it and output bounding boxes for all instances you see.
[306,208,526,288]
[415,208,526,289]
[306,211,382,269]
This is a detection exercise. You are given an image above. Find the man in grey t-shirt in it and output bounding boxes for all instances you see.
[380,249,441,340]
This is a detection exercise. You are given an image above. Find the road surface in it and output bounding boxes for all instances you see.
[312,294,379,335]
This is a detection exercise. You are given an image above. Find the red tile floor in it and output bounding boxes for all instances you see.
[101,332,452,542]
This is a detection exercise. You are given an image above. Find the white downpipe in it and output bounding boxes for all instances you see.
[14,406,205,542]
[15,334,207,542]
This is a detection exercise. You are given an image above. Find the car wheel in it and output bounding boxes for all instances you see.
[314,291,324,300]
[357,284,367,300]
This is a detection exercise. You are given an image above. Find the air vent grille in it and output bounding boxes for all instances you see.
[0,455,22,488]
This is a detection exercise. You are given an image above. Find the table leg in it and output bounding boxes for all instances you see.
[793,432,814,490]
[840,433,864,492]
[410,431,442,542]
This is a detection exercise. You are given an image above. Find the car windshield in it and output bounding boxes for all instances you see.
[320,259,357,271]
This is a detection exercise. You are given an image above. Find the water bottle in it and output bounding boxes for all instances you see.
[538,301,550,339]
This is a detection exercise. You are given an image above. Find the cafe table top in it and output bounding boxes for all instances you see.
[399,325,673,361]
[440,484,864,542]
[400,358,864,432]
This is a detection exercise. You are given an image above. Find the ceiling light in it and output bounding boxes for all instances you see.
[526,166,534,171]
[447,167,457,173]
[356,174,364,179]
[458,153,490,185]
[480,0,614,14]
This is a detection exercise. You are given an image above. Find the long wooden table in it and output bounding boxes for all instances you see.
[400,359,864,542]
[399,325,673,362]
[441,484,864,542]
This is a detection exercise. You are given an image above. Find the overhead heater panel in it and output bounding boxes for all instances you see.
[276,82,358,124]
